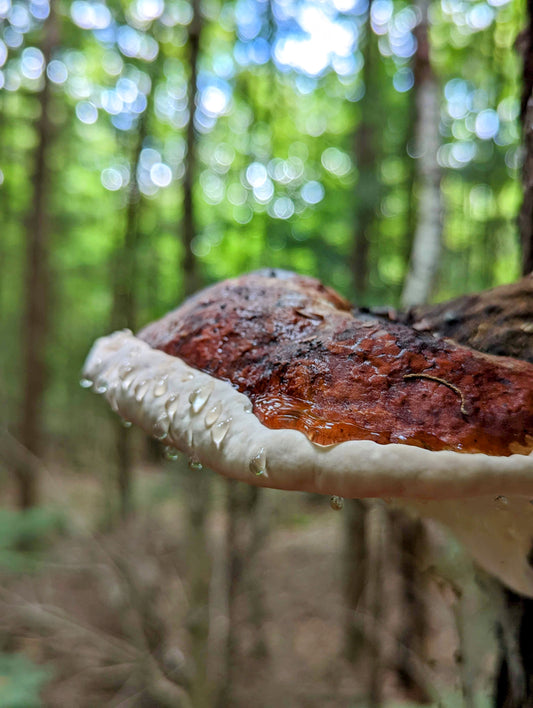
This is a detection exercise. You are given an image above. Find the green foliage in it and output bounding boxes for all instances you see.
[0,508,65,572]
[0,653,51,708]
[387,693,492,708]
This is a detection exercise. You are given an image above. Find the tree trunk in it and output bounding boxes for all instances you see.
[110,108,149,518]
[404,274,533,363]
[184,462,212,708]
[401,0,442,308]
[343,499,367,662]
[220,481,247,708]
[366,502,387,708]
[392,512,431,703]
[16,1,59,508]
[351,1,381,301]
[218,482,268,707]
[0,91,10,316]
[519,1,533,275]
[182,0,201,298]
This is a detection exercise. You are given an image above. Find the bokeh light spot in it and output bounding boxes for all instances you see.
[301,181,325,205]
[76,101,98,124]
[101,167,123,191]
[47,59,68,84]
[246,161,267,188]
[150,162,172,187]
[475,109,499,140]
[272,196,295,219]
[321,147,352,176]
[21,47,44,80]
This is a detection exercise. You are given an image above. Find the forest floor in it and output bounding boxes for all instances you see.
[0,461,497,707]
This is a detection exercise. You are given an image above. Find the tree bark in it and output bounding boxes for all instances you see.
[401,0,442,308]
[343,499,367,662]
[351,1,381,301]
[366,503,387,708]
[16,1,59,508]
[404,273,533,362]
[519,1,533,275]
[217,482,268,707]
[392,512,432,703]
[182,0,202,298]
[110,107,150,518]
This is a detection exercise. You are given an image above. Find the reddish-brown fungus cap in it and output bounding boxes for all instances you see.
[138,270,533,457]
[83,270,533,596]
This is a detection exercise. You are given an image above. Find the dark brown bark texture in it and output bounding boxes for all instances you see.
[139,270,533,455]
[403,273,533,363]
[519,1,533,275]
[182,0,201,299]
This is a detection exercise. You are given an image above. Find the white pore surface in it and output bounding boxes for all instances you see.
[83,330,533,596]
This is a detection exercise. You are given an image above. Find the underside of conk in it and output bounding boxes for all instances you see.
[83,271,533,597]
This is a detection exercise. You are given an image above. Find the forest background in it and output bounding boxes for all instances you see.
[0,0,530,704]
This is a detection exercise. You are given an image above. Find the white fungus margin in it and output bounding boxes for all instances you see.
[83,329,533,597]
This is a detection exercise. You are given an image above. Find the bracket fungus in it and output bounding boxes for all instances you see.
[83,270,533,596]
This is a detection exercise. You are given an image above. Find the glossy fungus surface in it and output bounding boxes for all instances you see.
[139,271,533,456]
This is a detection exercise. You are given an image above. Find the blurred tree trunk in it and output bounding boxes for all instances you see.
[519,1,533,275]
[392,512,431,703]
[401,0,442,309]
[401,104,418,281]
[182,4,212,706]
[218,482,268,708]
[182,0,201,298]
[219,482,246,708]
[366,503,387,708]
[0,92,9,317]
[185,463,212,708]
[109,107,149,518]
[16,1,59,508]
[351,0,381,301]
[343,499,367,661]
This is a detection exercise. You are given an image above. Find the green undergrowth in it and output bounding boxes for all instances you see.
[0,507,66,573]
[0,653,51,708]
